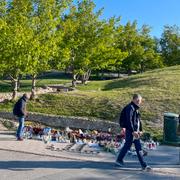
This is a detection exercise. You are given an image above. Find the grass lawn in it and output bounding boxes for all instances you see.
[1,65,180,140]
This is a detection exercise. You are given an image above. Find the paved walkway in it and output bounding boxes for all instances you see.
[0,132,179,180]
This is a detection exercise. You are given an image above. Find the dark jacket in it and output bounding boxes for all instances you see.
[123,102,142,132]
[13,96,27,117]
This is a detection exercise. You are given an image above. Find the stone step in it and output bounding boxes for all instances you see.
[81,144,100,154]
[69,143,85,152]
[0,134,16,139]
[62,143,74,151]
[0,131,16,135]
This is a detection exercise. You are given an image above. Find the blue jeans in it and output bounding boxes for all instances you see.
[16,117,25,139]
[117,130,147,168]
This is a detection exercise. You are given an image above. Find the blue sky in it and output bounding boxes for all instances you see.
[93,0,180,37]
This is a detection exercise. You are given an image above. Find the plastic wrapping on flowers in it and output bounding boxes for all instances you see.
[22,122,159,154]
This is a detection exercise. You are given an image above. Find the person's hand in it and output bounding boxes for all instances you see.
[25,112,28,118]
[122,128,126,132]
[132,131,139,139]
[138,131,143,137]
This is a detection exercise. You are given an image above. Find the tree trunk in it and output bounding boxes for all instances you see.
[118,70,120,78]
[140,62,145,73]
[81,75,85,84]
[30,74,37,100]
[72,74,77,87]
[12,80,18,100]
[17,78,20,91]
[86,69,91,82]
[71,54,77,88]
[9,75,18,100]
[81,69,91,85]
[17,75,22,91]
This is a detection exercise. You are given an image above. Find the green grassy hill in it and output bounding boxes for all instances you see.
[1,65,180,139]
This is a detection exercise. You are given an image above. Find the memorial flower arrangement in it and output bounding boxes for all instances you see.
[23,124,159,154]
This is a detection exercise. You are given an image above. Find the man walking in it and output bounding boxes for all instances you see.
[13,94,29,141]
[116,94,151,171]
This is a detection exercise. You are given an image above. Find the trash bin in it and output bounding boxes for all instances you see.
[163,112,180,145]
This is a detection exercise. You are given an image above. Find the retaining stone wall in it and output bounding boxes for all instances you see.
[0,111,120,133]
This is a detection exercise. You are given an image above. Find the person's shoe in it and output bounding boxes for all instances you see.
[115,160,124,167]
[17,138,23,141]
[142,165,152,171]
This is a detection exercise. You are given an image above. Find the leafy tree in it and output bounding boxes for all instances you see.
[0,0,7,75]
[160,25,180,66]
[136,25,163,72]
[55,0,103,86]
[0,0,32,99]
[0,0,71,99]
[55,0,127,85]
[118,22,163,73]
[116,21,140,74]
[25,0,71,99]
[90,17,128,78]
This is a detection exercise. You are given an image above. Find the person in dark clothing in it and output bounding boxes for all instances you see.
[13,93,29,141]
[116,94,151,171]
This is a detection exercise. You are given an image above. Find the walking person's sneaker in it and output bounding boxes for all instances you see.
[142,165,152,171]
[17,138,23,141]
[115,160,124,167]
